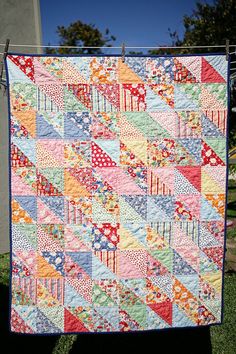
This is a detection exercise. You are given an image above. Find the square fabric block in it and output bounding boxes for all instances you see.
[64,167,92,198]
[91,223,119,251]
[148,167,174,195]
[64,197,92,226]
[175,84,200,110]
[7,54,228,333]
[176,111,202,138]
[37,168,64,196]
[36,140,64,168]
[10,82,37,111]
[64,112,92,139]
[91,112,120,139]
[64,140,91,168]
[147,195,175,221]
[37,196,64,224]
[37,224,64,252]
[92,140,120,167]
[120,139,147,167]
[11,167,37,196]
[36,112,64,139]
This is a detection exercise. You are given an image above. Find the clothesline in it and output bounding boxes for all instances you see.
[0,43,236,49]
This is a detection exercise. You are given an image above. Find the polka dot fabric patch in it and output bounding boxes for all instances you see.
[6,53,228,334]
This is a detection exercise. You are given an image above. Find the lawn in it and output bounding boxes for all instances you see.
[210,273,236,354]
[227,180,236,222]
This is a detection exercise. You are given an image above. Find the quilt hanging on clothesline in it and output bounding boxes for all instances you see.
[6,53,228,334]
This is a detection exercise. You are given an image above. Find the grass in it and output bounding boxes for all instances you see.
[0,253,10,286]
[210,274,236,354]
[52,335,77,354]
[227,180,236,219]
[227,179,236,239]
[227,227,236,239]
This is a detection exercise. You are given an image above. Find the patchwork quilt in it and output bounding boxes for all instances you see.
[6,54,228,334]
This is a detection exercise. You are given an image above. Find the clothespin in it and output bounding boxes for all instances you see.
[121,43,125,63]
[226,39,229,61]
[0,38,10,88]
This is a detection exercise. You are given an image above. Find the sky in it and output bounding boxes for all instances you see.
[40,0,213,51]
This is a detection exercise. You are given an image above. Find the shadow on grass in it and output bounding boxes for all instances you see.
[1,283,213,354]
[72,326,213,354]
[0,284,59,354]
[227,201,236,218]
[227,185,236,190]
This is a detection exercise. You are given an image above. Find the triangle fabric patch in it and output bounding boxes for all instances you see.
[64,308,89,332]
[66,252,92,277]
[118,58,144,83]
[9,55,35,82]
[91,141,117,167]
[146,86,173,111]
[149,302,172,326]
[201,113,224,137]
[13,111,36,138]
[201,57,226,83]
[63,60,87,84]
[176,166,201,192]
[37,255,62,278]
[174,57,197,83]
[37,115,62,138]
[202,141,225,166]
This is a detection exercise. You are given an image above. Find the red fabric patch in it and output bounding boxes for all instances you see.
[174,58,197,83]
[149,301,173,326]
[91,141,117,167]
[9,55,35,82]
[64,308,89,332]
[176,166,201,192]
[202,142,225,166]
[68,84,92,109]
[11,143,34,167]
[201,58,225,83]
[93,223,119,247]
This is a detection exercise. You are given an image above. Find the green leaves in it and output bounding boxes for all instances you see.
[46,20,116,55]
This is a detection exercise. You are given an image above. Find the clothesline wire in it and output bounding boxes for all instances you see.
[0,43,236,49]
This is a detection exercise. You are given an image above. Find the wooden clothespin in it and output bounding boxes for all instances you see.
[226,39,229,61]
[121,43,125,63]
[0,38,10,88]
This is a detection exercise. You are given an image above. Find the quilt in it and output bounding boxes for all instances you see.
[6,53,228,334]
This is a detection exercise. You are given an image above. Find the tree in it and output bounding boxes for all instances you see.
[149,0,236,55]
[46,20,116,54]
